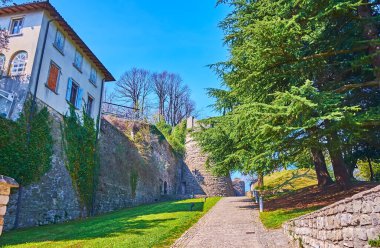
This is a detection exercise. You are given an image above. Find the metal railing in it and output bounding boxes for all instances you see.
[101,102,142,121]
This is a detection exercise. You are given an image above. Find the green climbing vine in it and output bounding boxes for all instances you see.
[0,99,53,186]
[130,169,138,198]
[154,120,187,156]
[62,105,98,211]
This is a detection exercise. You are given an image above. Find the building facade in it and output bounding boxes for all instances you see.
[0,1,114,121]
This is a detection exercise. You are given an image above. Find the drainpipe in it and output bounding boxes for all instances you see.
[27,17,57,141]
[96,78,106,141]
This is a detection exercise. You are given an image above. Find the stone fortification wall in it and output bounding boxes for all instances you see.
[4,105,82,231]
[183,135,235,197]
[4,111,183,230]
[283,185,380,248]
[94,117,182,214]
[232,179,245,197]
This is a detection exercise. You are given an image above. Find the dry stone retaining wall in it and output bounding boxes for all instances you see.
[283,185,380,248]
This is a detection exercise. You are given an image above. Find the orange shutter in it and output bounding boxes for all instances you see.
[47,64,59,91]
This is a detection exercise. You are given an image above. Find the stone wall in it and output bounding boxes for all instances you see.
[283,185,380,248]
[0,176,18,235]
[4,105,82,231]
[232,178,245,197]
[93,117,182,214]
[183,135,235,197]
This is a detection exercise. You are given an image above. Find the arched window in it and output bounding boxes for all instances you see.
[9,51,28,76]
[0,54,5,71]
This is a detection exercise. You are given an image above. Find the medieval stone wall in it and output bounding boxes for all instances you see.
[232,179,245,197]
[94,117,182,214]
[283,185,380,248]
[4,110,183,230]
[182,135,235,197]
[4,105,82,231]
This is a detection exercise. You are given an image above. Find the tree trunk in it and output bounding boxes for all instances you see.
[368,157,374,182]
[257,173,264,188]
[358,0,380,78]
[310,148,334,188]
[328,148,351,189]
[13,186,22,229]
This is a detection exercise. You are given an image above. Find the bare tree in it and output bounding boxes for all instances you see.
[115,68,152,117]
[151,71,169,120]
[164,74,195,126]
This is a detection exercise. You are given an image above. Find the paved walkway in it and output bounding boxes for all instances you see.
[172,197,290,248]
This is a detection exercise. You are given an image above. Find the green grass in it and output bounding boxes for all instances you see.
[255,169,318,192]
[259,206,320,229]
[369,236,380,247]
[0,197,221,248]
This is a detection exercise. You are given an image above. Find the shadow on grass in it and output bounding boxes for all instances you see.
[0,201,204,247]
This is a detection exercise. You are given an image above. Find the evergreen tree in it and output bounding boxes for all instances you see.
[195,0,380,189]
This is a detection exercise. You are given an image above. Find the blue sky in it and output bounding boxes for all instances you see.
[14,0,250,188]
[24,0,231,118]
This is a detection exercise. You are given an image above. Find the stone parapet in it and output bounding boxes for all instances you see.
[283,185,380,248]
[0,176,18,235]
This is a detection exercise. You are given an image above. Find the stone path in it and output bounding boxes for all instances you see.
[172,197,290,248]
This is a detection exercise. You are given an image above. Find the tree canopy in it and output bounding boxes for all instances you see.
[194,0,380,188]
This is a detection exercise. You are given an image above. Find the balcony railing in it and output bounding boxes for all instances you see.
[0,76,30,120]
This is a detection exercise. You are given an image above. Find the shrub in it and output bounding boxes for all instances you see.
[0,100,53,186]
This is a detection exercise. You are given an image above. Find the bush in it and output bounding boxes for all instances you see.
[155,120,187,156]
[0,100,53,186]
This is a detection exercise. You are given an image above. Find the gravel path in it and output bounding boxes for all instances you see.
[172,197,290,248]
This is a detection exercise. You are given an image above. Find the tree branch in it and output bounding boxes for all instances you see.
[334,80,380,93]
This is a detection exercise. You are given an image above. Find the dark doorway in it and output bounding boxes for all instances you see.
[164,181,168,195]
[181,182,186,195]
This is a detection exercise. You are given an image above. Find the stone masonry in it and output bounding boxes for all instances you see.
[4,104,82,231]
[283,185,380,248]
[94,117,182,214]
[0,176,18,235]
[183,134,235,197]
[232,178,246,196]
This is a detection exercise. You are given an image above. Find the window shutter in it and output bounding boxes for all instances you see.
[66,78,72,102]
[76,88,83,109]
[47,64,59,91]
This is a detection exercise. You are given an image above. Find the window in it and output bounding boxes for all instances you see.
[46,62,60,92]
[65,78,83,108]
[0,54,5,71]
[9,51,27,76]
[10,18,23,35]
[73,50,83,71]
[54,30,65,53]
[86,95,94,116]
[89,67,97,85]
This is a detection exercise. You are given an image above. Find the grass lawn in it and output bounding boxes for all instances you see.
[0,197,221,248]
[254,169,318,193]
[259,206,320,229]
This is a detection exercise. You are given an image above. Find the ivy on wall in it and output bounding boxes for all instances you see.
[62,106,98,211]
[130,169,138,198]
[0,100,53,186]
